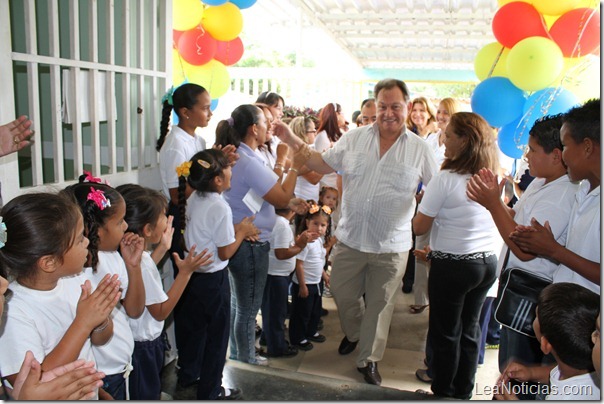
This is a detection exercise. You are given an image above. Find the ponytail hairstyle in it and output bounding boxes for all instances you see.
[214,104,262,149]
[176,148,230,251]
[317,102,343,143]
[157,83,208,152]
[295,202,332,247]
[60,174,124,272]
[115,184,168,238]
[0,192,81,283]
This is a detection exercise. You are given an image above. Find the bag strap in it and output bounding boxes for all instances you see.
[502,246,511,270]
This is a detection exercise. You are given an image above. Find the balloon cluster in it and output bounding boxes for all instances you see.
[471,0,600,158]
[172,0,256,106]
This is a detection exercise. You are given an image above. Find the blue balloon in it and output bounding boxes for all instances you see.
[497,117,531,159]
[521,87,580,131]
[230,0,257,9]
[202,0,228,5]
[210,98,219,112]
[471,77,526,128]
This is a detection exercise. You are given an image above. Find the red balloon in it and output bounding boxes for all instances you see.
[214,37,244,66]
[492,2,550,48]
[173,30,184,49]
[549,8,601,57]
[177,28,218,66]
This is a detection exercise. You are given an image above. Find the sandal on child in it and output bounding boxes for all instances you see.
[409,304,428,314]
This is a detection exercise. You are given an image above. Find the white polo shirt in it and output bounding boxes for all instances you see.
[268,215,296,277]
[502,175,578,279]
[552,181,600,294]
[159,125,206,199]
[322,124,438,253]
[84,251,135,375]
[293,239,326,285]
[128,252,169,342]
[184,192,235,273]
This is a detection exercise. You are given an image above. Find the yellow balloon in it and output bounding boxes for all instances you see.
[474,42,510,81]
[561,55,601,102]
[507,37,564,92]
[542,14,561,28]
[187,59,231,98]
[201,3,243,42]
[532,0,579,15]
[173,0,204,31]
[172,49,187,85]
[575,0,600,9]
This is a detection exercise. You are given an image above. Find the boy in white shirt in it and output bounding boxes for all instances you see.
[495,283,600,400]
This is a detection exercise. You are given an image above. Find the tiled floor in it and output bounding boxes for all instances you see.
[260,290,501,400]
[162,285,502,400]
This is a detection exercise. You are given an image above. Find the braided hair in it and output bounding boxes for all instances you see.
[157,83,208,152]
[61,175,124,271]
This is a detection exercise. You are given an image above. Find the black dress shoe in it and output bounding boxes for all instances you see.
[338,336,358,355]
[307,333,326,343]
[217,387,242,400]
[357,361,382,386]
[402,283,413,294]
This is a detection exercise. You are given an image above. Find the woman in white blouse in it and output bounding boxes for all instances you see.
[412,112,500,399]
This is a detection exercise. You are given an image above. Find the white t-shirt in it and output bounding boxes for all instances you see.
[546,366,600,400]
[314,130,338,189]
[552,182,600,294]
[184,192,235,273]
[419,170,498,254]
[128,251,168,342]
[500,175,578,279]
[84,251,135,375]
[293,239,326,285]
[159,125,206,200]
[268,215,296,277]
[0,274,96,377]
[425,131,445,167]
[294,145,320,202]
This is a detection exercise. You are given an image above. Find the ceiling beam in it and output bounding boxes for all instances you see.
[291,0,363,67]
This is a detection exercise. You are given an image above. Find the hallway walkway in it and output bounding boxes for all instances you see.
[161,287,501,400]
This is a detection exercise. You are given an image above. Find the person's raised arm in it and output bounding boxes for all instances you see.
[272,121,334,175]
[21,275,120,375]
[119,232,146,318]
[467,168,535,261]
[146,246,213,322]
[510,218,600,284]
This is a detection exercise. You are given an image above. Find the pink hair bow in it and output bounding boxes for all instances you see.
[83,170,102,183]
[87,187,111,210]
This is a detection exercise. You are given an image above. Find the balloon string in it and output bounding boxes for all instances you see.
[487,45,505,79]
[569,6,598,58]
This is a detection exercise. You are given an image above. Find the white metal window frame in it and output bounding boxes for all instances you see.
[0,0,172,202]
